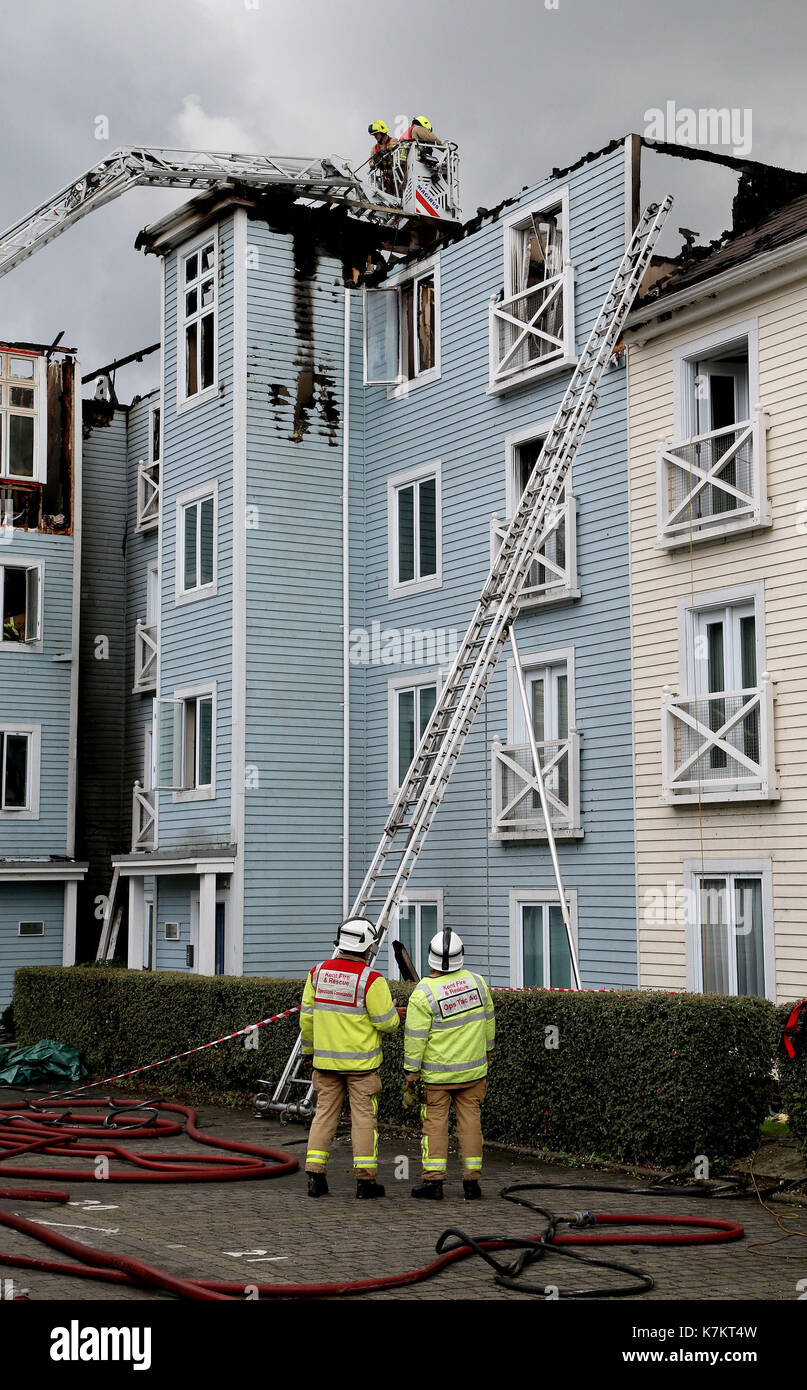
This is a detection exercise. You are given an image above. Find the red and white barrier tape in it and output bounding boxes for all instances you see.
[38,1006,302,1102]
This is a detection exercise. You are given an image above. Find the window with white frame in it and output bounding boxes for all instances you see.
[363,258,440,388]
[510,890,577,989]
[388,462,441,597]
[176,689,214,795]
[0,351,45,482]
[494,425,578,607]
[137,400,162,531]
[684,861,773,998]
[390,893,442,979]
[1,561,41,644]
[388,672,439,798]
[176,485,216,602]
[18,920,44,937]
[180,237,217,403]
[660,322,767,546]
[490,191,574,390]
[663,584,773,802]
[493,649,580,838]
[0,725,39,816]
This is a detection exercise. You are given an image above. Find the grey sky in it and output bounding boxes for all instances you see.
[1,0,806,397]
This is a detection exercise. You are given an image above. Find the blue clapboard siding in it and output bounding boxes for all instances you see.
[242,219,346,974]
[351,143,638,988]
[153,874,194,971]
[0,530,74,857]
[0,882,64,1008]
[156,219,235,849]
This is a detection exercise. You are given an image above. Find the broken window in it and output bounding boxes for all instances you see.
[491,195,571,388]
[182,239,216,401]
[0,352,43,482]
[0,563,41,643]
[0,729,30,810]
[363,265,438,386]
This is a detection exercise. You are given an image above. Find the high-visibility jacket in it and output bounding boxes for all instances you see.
[300,956,399,1072]
[404,968,495,1085]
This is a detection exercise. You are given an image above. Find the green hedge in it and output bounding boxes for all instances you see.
[13,966,781,1167]
[777,1001,807,1159]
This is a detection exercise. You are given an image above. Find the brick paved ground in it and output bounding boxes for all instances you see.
[1,1088,805,1302]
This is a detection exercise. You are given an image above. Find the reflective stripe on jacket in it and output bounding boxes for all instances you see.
[403,968,495,1085]
[299,956,399,1072]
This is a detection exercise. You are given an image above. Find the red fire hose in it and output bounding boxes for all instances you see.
[0,1097,745,1300]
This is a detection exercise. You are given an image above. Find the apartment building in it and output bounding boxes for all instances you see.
[625,189,807,1003]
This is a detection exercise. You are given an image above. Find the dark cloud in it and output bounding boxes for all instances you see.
[1,0,805,396]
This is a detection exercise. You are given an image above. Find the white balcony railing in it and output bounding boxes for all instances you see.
[133,620,158,693]
[490,495,578,607]
[136,458,160,530]
[132,781,157,850]
[657,409,769,547]
[489,264,575,391]
[661,676,778,803]
[491,733,581,839]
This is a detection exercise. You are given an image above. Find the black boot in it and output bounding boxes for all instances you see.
[463,1179,482,1200]
[307,1172,329,1198]
[355,1179,385,1199]
[411,1180,444,1200]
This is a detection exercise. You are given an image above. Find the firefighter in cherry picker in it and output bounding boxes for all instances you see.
[367,119,399,194]
[300,917,403,1199]
[404,928,495,1200]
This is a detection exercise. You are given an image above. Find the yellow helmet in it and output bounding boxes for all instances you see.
[368,119,389,136]
[412,115,432,130]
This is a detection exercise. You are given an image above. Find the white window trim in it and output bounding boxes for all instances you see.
[176,227,219,415]
[172,680,216,803]
[508,886,579,988]
[175,480,218,606]
[0,353,47,484]
[387,459,442,599]
[0,556,44,651]
[387,667,443,802]
[505,644,576,740]
[676,581,766,693]
[18,920,45,936]
[0,722,41,819]
[672,316,759,440]
[682,857,775,1001]
[503,417,557,515]
[388,888,444,979]
[164,921,181,941]
[384,253,441,399]
[488,187,575,395]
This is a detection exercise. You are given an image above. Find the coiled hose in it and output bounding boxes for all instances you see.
[0,1097,747,1300]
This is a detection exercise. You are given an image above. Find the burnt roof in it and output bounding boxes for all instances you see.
[639,185,807,308]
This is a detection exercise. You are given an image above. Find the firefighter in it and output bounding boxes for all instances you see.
[404,929,495,1201]
[300,917,401,1199]
[367,119,399,194]
[402,114,443,146]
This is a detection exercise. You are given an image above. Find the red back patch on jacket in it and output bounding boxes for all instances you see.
[314,959,362,1007]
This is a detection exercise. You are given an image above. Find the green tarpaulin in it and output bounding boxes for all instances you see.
[0,1039,85,1087]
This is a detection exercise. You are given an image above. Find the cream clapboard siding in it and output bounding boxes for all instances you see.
[627,263,807,1003]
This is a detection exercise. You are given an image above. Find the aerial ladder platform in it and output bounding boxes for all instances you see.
[262,193,673,1122]
[0,143,461,281]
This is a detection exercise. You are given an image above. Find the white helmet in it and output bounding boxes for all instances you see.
[428,928,464,972]
[336,917,378,954]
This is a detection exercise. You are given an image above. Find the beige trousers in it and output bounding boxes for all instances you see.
[420,1078,487,1181]
[305,1068,382,1179]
